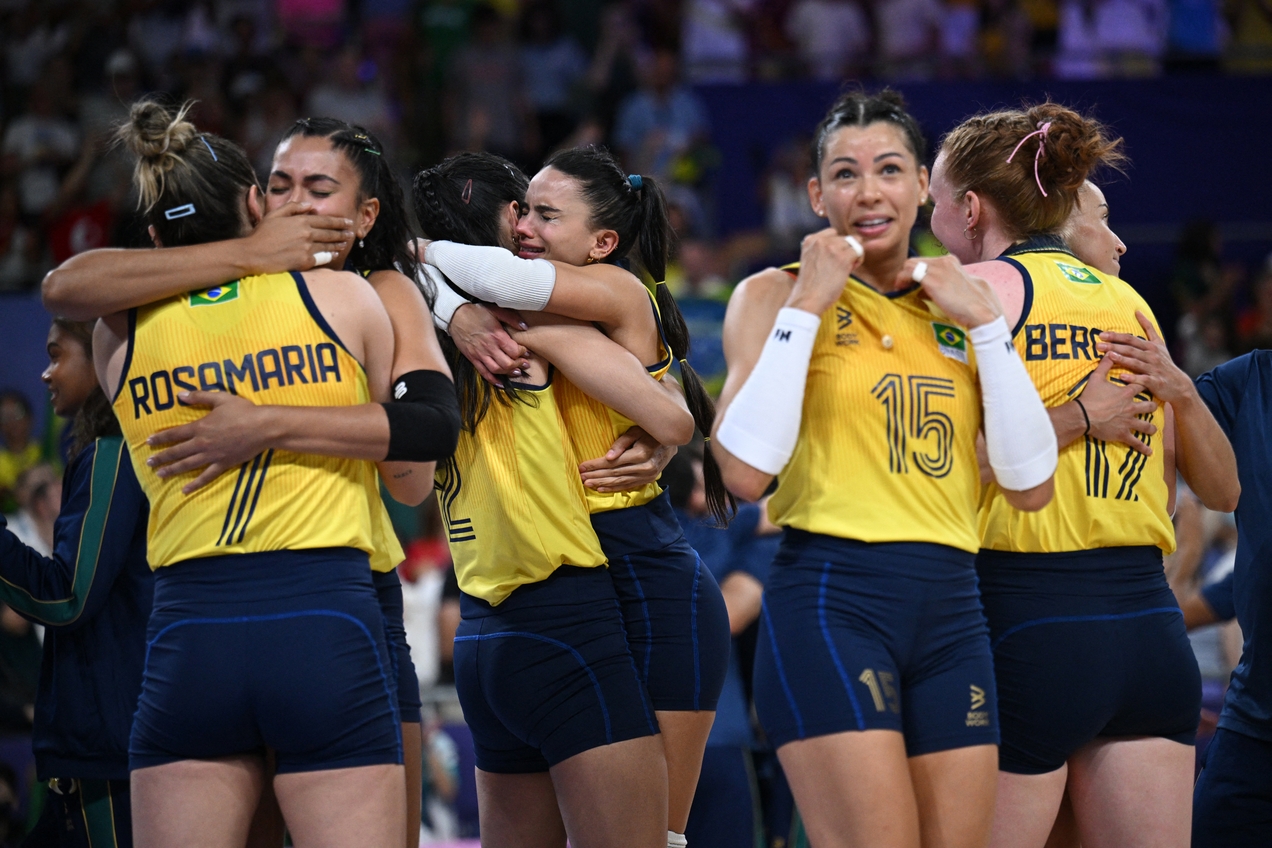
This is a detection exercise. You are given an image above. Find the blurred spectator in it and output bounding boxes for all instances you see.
[762,135,821,256]
[784,0,871,80]
[940,0,983,78]
[446,4,533,165]
[681,0,758,83]
[241,80,300,177]
[519,0,589,157]
[980,0,1034,78]
[1223,0,1272,74]
[0,393,39,516]
[222,15,276,112]
[126,0,186,84]
[0,182,38,291]
[2,78,79,221]
[1096,0,1168,75]
[874,0,943,79]
[1236,258,1272,353]
[614,48,710,182]
[4,4,70,91]
[306,45,396,150]
[421,718,461,841]
[5,464,60,558]
[582,1,645,138]
[0,603,39,734]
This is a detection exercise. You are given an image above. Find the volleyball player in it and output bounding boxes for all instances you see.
[417,147,732,847]
[413,152,696,848]
[41,118,458,847]
[928,103,1239,848]
[0,318,152,847]
[710,89,1057,848]
[96,100,411,848]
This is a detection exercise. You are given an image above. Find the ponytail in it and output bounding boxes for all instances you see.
[543,147,732,523]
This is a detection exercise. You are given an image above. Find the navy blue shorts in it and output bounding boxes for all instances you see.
[374,568,423,724]
[1194,728,1272,846]
[754,531,998,756]
[130,548,402,774]
[593,490,730,712]
[977,546,1200,775]
[454,565,658,773]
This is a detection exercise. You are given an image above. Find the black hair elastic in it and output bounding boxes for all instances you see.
[1074,397,1091,436]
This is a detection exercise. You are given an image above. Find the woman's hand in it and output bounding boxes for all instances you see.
[450,303,531,386]
[578,427,676,492]
[1096,312,1196,405]
[896,255,1002,329]
[785,229,865,316]
[1074,352,1157,455]
[145,391,271,494]
[242,202,354,274]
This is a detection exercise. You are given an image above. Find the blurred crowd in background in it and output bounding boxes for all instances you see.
[0,0,1270,842]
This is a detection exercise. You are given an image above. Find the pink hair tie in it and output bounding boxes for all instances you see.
[1006,121,1053,197]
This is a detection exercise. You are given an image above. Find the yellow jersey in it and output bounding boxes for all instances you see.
[768,266,985,553]
[436,370,607,606]
[113,272,403,571]
[978,239,1175,554]
[554,291,673,514]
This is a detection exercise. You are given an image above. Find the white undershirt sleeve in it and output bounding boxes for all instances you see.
[715,307,822,476]
[971,316,1058,491]
[424,240,556,311]
[418,265,469,333]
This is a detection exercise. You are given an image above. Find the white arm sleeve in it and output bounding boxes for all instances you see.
[418,265,469,333]
[425,241,556,311]
[972,316,1058,491]
[715,308,822,476]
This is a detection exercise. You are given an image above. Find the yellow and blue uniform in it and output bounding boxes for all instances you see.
[754,266,999,755]
[555,293,729,713]
[976,237,1199,775]
[443,370,656,772]
[0,437,151,847]
[116,271,402,773]
[347,262,425,726]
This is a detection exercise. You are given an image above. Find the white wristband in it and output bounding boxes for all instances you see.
[716,307,822,476]
[419,265,468,333]
[426,240,556,310]
[971,315,1058,491]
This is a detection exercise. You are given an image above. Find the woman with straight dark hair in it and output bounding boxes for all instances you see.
[419,146,731,847]
[710,89,1058,848]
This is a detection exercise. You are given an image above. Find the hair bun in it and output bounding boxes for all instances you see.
[118,100,199,212]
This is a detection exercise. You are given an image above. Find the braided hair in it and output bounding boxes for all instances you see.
[413,152,530,431]
[281,118,420,289]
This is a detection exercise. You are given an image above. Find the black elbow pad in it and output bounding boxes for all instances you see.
[382,370,461,462]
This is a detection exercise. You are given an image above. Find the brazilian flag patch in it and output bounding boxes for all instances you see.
[1055,261,1100,284]
[932,322,968,363]
[189,281,240,307]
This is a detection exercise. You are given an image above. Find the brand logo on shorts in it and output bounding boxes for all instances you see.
[970,684,986,710]
[189,281,240,307]
[1055,261,1100,285]
[966,684,989,727]
[932,322,967,363]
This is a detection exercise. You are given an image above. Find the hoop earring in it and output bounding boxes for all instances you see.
[963,226,977,241]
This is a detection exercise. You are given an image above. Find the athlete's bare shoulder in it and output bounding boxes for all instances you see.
[727,266,796,327]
